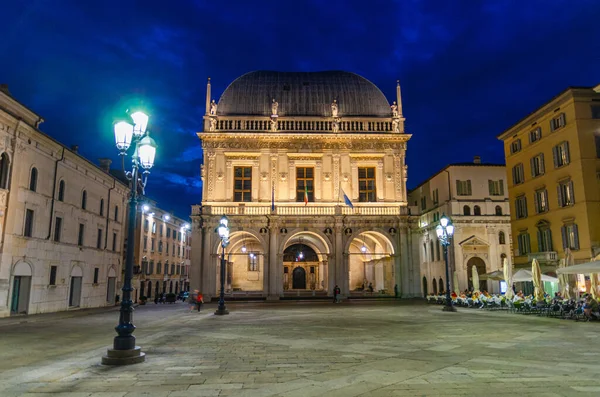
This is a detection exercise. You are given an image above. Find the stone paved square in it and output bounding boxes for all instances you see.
[0,300,596,396]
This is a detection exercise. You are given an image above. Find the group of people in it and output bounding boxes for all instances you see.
[188,290,204,312]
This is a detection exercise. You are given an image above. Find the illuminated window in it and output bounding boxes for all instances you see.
[358,167,376,202]
[296,167,314,202]
[234,166,252,202]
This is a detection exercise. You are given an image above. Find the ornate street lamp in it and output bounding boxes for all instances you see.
[215,215,230,315]
[102,110,157,365]
[436,214,456,312]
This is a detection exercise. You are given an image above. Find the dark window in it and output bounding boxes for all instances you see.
[100,199,104,216]
[58,180,65,201]
[0,153,10,189]
[97,228,102,249]
[29,167,38,191]
[550,113,566,131]
[358,167,376,202]
[596,136,600,159]
[81,190,87,210]
[78,223,85,246]
[167,228,171,238]
[112,232,117,251]
[495,205,503,216]
[54,217,62,242]
[157,262,162,274]
[143,236,147,250]
[474,205,481,216]
[463,205,471,216]
[24,209,34,237]
[114,205,119,221]
[592,105,600,119]
[158,241,163,252]
[144,219,149,231]
[499,231,506,245]
[510,139,522,154]
[49,266,57,285]
[537,226,553,252]
[233,166,252,202]
[171,264,175,274]
[93,267,99,284]
[296,167,314,202]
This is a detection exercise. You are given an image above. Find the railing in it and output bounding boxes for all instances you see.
[199,204,405,216]
[213,118,394,133]
[528,252,559,262]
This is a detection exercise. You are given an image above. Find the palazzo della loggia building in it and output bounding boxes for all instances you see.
[190,71,422,300]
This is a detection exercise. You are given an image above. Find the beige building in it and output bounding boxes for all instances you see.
[408,158,512,295]
[131,199,191,302]
[497,85,600,272]
[0,86,129,317]
[190,71,420,300]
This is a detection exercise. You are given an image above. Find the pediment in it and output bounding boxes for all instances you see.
[459,235,489,247]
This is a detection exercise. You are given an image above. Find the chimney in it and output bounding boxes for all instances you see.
[473,156,481,164]
[70,145,79,153]
[0,84,10,96]
[98,158,112,173]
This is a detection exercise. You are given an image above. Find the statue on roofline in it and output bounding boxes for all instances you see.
[210,100,217,115]
[391,101,399,118]
[331,99,338,118]
[271,99,278,116]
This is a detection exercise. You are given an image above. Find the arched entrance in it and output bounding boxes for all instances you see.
[11,261,32,315]
[467,256,487,291]
[347,231,394,294]
[422,276,428,297]
[292,267,307,289]
[146,281,152,299]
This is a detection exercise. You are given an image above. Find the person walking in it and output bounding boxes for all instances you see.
[333,285,341,303]
[189,290,199,312]
[196,292,204,312]
[394,284,399,299]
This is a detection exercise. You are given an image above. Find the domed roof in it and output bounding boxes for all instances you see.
[217,71,391,117]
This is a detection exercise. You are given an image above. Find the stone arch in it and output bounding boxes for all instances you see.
[280,230,332,292]
[12,260,33,276]
[0,152,11,190]
[422,276,428,297]
[346,229,395,293]
[70,264,83,277]
[107,266,117,278]
[278,229,332,258]
[467,256,487,291]
[344,228,396,255]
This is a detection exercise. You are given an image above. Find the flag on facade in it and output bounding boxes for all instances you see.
[304,184,309,206]
[342,189,354,208]
[271,183,275,212]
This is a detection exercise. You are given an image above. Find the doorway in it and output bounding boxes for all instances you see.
[69,276,82,307]
[106,277,116,304]
[11,276,31,314]
[292,267,306,289]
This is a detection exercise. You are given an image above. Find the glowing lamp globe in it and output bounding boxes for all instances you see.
[138,135,157,169]
[114,121,134,151]
[130,111,149,138]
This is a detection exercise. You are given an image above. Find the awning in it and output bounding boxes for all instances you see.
[513,269,558,283]
[478,270,505,281]
[556,260,600,275]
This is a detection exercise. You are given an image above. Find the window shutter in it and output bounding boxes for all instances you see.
[560,113,566,127]
[499,180,504,195]
[525,233,531,253]
[540,153,545,174]
[573,224,580,250]
[537,229,543,251]
[568,180,575,204]
[557,184,564,207]
[561,225,567,249]
[456,180,460,195]
[552,146,558,168]
[467,180,472,195]
[564,141,570,164]
[550,119,555,132]
[512,167,516,185]
[533,191,539,213]
[488,180,493,195]
[547,229,553,251]
[530,157,535,177]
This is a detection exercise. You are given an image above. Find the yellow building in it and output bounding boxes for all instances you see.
[497,85,600,270]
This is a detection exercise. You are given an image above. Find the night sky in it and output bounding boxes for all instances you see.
[2,1,599,218]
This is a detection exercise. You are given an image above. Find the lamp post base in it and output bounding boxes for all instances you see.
[101,346,145,365]
[442,305,457,312]
[214,308,229,315]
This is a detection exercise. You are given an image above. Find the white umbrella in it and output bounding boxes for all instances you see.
[532,259,545,301]
[503,258,514,300]
[512,269,558,283]
[591,274,599,300]
[453,271,460,295]
[556,260,600,275]
[558,259,570,299]
[472,265,480,293]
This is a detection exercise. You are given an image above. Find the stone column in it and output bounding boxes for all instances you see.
[288,161,296,200]
[334,223,344,295]
[225,160,233,201]
[267,221,281,299]
[202,226,215,300]
[189,217,203,293]
[376,162,384,201]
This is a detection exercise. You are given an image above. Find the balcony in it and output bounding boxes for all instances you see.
[528,252,559,263]
[196,204,408,217]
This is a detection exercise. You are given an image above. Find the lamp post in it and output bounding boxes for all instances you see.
[102,110,157,365]
[436,214,456,312]
[215,215,230,315]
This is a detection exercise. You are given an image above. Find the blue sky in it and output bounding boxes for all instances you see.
[1,0,599,218]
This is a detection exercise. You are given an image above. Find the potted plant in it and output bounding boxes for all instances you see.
[139,296,147,305]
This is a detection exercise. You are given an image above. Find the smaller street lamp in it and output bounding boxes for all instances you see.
[215,215,230,315]
[435,214,456,312]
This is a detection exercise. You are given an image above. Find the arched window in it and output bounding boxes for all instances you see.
[81,190,87,210]
[438,278,444,294]
[429,241,434,262]
[499,231,506,245]
[58,180,65,201]
[100,198,104,216]
[114,206,119,221]
[463,205,471,215]
[474,205,481,216]
[0,153,10,189]
[29,167,38,192]
[495,205,503,216]
[432,279,438,295]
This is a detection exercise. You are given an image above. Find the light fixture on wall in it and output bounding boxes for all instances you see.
[297,237,304,261]
[361,236,367,253]
[241,238,247,253]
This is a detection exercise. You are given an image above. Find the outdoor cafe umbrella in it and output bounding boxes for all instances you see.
[532,258,545,302]
[453,271,460,295]
[512,269,558,283]
[591,274,599,300]
[558,258,571,300]
[472,265,480,293]
[503,258,514,300]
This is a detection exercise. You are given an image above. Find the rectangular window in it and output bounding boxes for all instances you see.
[151,238,155,252]
[552,141,570,168]
[49,266,57,286]
[595,136,600,159]
[96,228,102,249]
[420,196,426,210]
[78,223,85,246]
[157,262,162,274]
[529,127,542,143]
[54,217,62,242]
[296,167,314,202]
[24,209,34,237]
[534,189,548,213]
[515,195,528,219]
[248,253,259,271]
[112,233,117,251]
[172,244,175,256]
[233,166,252,202]
[432,188,439,205]
[158,241,163,253]
[517,232,531,255]
[510,139,522,154]
[171,264,175,274]
[488,180,504,196]
[166,243,169,254]
[512,163,524,185]
[592,105,600,119]
[93,267,99,284]
[152,222,156,234]
[178,246,181,256]
[530,153,545,177]
[358,167,376,202]
[456,180,472,196]
[537,228,553,252]
[143,236,148,251]
[435,240,441,261]
[144,219,149,231]
[164,263,168,275]
[159,224,163,236]
[176,265,180,275]
[562,224,580,250]
[550,113,566,131]
[148,261,154,275]
[167,228,171,238]
[557,179,575,207]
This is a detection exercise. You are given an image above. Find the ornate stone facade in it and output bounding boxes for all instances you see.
[190,71,420,300]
